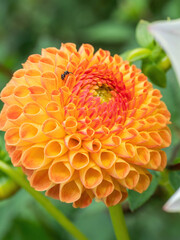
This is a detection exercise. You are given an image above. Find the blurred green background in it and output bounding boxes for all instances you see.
[0,0,180,239]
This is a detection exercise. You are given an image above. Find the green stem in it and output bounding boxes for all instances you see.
[0,160,88,240]
[109,204,130,240]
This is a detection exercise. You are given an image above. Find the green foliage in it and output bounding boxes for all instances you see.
[126,48,151,62]
[71,202,113,240]
[128,173,160,211]
[142,60,167,87]
[81,21,132,44]
[169,171,180,190]
[136,20,154,48]
[0,176,19,200]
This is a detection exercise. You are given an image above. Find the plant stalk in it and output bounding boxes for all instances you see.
[0,160,88,240]
[109,204,130,240]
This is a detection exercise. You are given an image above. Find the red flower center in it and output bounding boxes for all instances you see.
[70,64,132,131]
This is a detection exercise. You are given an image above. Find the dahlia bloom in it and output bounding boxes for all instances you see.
[0,43,171,208]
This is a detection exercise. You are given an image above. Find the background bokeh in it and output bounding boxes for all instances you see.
[0,0,180,239]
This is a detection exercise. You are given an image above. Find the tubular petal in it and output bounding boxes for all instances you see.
[14,85,32,105]
[45,140,68,158]
[42,118,66,138]
[119,167,140,189]
[30,168,52,191]
[21,145,45,169]
[107,158,130,179]
[11,149,22,166]
[103,180,122,207]
[101,135,121,149]
[80,162,103,189]
[49,161,74,183]
[23,102,48,124]
[25,69,42,86]
[20,123,49,142]
[46,184,60,200]
[46,101,64,122]
[82,139,101,152]
[5,127,20,146]
[1,85,17,105]
[60,179,83,203]
[73,190,93,208]
[64,134,81,150]
[41,72,58,93]
[113,142,136,158]
[134,174,151,193]
[93,173,114,198]
[69,148,89,169]
[90,149,116,169]
[12,69,27,85]
[63,116,78,134]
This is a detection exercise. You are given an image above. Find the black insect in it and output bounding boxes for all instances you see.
[61,71,73,80]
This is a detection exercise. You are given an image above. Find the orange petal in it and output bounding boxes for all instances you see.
[49,159,74,183]
[63,116,78,134]
[44,139,68,158]
[101,135,121,149]
[46,101,64,123]
[42,118,66,138]
[93,172,114,199]
[29,85,50,108]
[60,178,82,203]
[23,102,48,124]
[46,184,60,200]
[107,158,130,179]
[79,162,103,189]
[11,149,22,167]
[41,71,58,93]
[113,142,135,158]
[14,85,32,105]
[64,133,81,150]
[69,148,89,170]
[82,139,101,152]
[21,145,45,169]
[24,69,42,86]
[73,190,94,208]
[19,122,49,143]
[103,180,122,207]
[119,166,140,189]
[90,149,116,169]
[30,168,52,191]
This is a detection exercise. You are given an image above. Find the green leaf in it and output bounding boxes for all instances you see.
[126,48,151,62]
[128,174,159,211]
[142,61,167,88]
[136,20,154,48]
[169,171,180,190]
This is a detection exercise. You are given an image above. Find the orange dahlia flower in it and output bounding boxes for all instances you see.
[0,43,171,208]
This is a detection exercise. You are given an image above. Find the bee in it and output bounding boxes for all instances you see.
[61,71,73,80]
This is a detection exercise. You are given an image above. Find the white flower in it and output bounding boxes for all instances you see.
[149,19,180,212]
[163,188,180,212]
[149,19,180,87]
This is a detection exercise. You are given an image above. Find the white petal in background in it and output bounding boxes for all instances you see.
[149,19,180,87]
[149,19,180,213]
[163,188,180,212]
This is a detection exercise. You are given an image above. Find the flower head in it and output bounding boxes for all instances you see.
[0,43,171,208]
